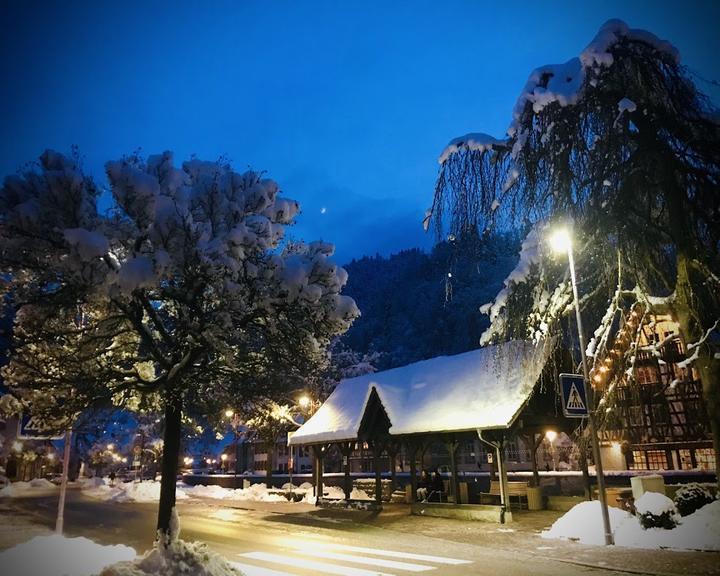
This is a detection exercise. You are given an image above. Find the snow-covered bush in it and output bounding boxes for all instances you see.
[673,483,714,517]
[635,491,680,530]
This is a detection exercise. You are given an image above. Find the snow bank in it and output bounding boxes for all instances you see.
[0,535,136,576]
[0,478,58,498]
[179,482,285,503]
[541,501,630,545]
[82,480,189,503]
[543,498,720,551]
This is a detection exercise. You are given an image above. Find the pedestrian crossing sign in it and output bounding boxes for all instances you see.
[560,374,589,418]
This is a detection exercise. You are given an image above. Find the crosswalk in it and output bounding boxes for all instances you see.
[230,542,472,576]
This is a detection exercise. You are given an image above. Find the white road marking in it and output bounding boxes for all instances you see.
[293,549,435,572]
[301,543,472,565]
[239,551,395,576]
[229,562,296,576]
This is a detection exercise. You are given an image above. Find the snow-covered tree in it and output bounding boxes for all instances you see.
[0,150,358,536]
[429,20,720,482]
[243,400,299,487]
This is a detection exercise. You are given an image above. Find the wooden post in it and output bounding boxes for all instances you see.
[387,442,398,493]
[312,445,325,505]
[408,441,418,502]
[446,437,460,504]
[372,442,383,505]
[339,442,353,500]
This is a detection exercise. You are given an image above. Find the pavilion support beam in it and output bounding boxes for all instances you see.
[445,436,460,504]
[338,441,354,500]
[371,441,384,505]
[312,444,326,505]
[407,440,419,502]
[386,441,399,493]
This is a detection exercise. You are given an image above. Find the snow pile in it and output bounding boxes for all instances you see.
[0,478,58,498]
[543,498,720,551]
[100,508,242,576]
[541,501,630,545]
[179,482,286,503]
[99,539,242,576]
[83,480,189,503]
[0,535,136,576]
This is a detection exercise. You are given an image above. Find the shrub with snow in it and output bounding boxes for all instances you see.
[635,491,680,530]
[673,483,714,517]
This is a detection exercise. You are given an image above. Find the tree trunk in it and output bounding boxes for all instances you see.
[265,441,274,488]
[674,253,720,487]
[157,392,182,542]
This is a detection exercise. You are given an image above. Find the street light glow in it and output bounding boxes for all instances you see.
[545,430,558,442]
[549,227,572,254]
[298,395,311,409]
[224,409,234,418]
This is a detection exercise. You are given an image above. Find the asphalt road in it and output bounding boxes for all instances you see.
[0,490,714,576]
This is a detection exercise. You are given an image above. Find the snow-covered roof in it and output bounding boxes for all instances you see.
[289,339,553,445]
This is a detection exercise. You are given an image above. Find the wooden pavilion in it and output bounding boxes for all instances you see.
[288,338,561,516]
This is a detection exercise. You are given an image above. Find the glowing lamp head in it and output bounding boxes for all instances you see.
[545,430,558,442]
[549,228,572,254]
[107,443,114,451]
[224,409,234,418]
[221,454,228,461]
[46,453,56,461]
[298,395,311,409]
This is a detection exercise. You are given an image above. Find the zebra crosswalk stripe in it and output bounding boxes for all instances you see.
[291,549,435,572]
[308,543,472,565]
[229,561,296,576]
[239,551,396,576]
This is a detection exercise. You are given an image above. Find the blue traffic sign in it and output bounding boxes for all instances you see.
[560,373,589,418]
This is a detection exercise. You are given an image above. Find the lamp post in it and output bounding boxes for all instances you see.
[225,409,241,480]
[550,227,614,546]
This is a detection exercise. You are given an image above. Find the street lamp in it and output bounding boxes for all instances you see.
[297,395,311,410]
[551,226,614,546]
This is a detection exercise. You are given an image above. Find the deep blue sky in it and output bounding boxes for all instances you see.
[1,1,718,263]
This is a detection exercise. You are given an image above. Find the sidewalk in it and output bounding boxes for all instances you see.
[297,502,720,576]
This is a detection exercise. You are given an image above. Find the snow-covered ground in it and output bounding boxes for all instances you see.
[0,474,375,507]
[0,535,136,576]
[542,496,720,551]
[0,478,57,498]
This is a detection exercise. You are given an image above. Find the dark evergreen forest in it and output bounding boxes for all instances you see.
[338,232,521,371]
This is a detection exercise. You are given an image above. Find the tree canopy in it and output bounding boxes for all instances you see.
[0,149,359,535]
[429,20,720,481]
